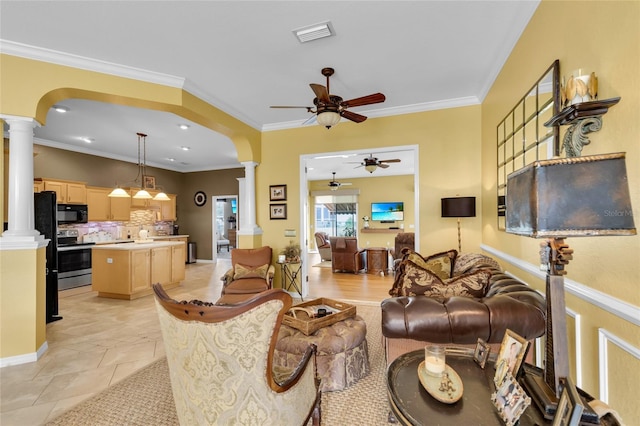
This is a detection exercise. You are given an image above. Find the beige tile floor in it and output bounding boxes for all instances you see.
[0,253,392,425]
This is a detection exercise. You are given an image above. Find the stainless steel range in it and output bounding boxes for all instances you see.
[57,229,95,290]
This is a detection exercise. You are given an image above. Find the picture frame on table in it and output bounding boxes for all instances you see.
[491,372,531,426]
[494,329,529,387]
[552,377,584,426]
[270,204,287,220]
[473,338,491,369]
[269,184,287,201]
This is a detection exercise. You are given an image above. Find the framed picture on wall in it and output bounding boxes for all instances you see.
[143,175,156,189]
[270,184,287,201]
[270,204,287,220]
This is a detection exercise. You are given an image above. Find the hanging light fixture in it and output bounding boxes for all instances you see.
[316,111,341,129]
[109,132,168,200]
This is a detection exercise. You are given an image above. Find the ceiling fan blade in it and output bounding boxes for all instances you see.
[378,163,390,169]
[302,114,317,126]
[341,110,367,123]
[270,105,313,109]
[342,93,386,108]
[310,84,330,103]
[380,159,401,163]
[341,182,353,186]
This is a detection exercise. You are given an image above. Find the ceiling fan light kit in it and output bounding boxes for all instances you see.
[270,67,385,129]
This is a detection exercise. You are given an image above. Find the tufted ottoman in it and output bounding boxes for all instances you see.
[274,315,370,392]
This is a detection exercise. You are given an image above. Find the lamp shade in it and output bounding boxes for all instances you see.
[316,111,341,129]
[506,152,636,238]
[108,187,130,198]
[441,197,476,218]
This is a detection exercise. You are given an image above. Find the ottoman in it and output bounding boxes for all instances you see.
[274,315,370,392]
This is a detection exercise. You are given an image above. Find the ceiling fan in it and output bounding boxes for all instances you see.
[328,172,352,191]
[351,154,401,173]
[270,67,386,129]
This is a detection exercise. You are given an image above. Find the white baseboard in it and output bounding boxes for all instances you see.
[0,341,48,368]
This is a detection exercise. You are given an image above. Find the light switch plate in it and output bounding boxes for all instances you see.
[284,229,296,237]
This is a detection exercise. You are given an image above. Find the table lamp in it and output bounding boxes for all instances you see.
[441,196,476,253]
[506,152,635,417]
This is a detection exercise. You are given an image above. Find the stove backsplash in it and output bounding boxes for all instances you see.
[59,209,176,242]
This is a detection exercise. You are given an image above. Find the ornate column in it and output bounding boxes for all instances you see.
[1,116,42,242]
[239,161,262,235]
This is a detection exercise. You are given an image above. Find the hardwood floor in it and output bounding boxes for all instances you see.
[0,252,393,425]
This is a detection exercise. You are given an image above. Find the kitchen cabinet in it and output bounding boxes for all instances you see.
[36,178,87,204]
[130,188,177,221]
[151,236,188,263]
[171,242,186,282]
[34,181,44,192]
[86,186,131,221]
[92,241,184,299]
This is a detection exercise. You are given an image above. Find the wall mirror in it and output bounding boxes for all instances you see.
[496,59,560,230]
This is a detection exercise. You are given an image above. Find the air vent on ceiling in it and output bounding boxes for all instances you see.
[293,21,335,43]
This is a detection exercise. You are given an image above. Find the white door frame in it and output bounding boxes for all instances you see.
[299,145,420,296]
[212,194,238,263]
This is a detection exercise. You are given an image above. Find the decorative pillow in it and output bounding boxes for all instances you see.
[405,250,456,280]
[233,263,269,280]
[389,249,458,296]
[392,258,491,298]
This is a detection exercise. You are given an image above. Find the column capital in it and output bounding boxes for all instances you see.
[0,114,41,127]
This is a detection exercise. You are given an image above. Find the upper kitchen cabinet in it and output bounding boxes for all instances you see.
[36,178,87,204]
[86,186,131,221]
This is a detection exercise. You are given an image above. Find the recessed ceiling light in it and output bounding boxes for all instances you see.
[293,21,335,43]
[180,146,190,151]
[178,124,190,130]
[168,158,175,162]
[52,105,69,113]
[79,137,94,143]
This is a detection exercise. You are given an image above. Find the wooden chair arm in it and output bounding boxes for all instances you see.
[273,344,318,390]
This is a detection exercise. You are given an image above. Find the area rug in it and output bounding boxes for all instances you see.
[46,303,389,426]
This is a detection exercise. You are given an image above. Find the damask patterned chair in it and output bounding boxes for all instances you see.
[153,284,321,426]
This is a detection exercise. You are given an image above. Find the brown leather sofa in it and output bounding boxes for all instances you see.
[314,232,332,261]
[329,237,365,274]
[381,252,545,363]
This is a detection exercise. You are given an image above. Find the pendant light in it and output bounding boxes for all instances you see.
[109,132,168,200]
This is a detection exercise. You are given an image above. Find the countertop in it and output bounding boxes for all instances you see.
[93,235,189,245]
[92,240,185,250]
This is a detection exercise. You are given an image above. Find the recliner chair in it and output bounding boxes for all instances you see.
[329,237,365,274]
[314,232,332,261]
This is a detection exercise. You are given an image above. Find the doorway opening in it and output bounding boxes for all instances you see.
[212,195,238,262]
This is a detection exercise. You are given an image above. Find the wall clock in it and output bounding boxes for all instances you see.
[194,191,207,207]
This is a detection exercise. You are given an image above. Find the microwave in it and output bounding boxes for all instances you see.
[57,204,88,224]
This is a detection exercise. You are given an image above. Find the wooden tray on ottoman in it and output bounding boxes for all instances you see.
[283,298,356,335]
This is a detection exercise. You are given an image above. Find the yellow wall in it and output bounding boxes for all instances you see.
[0,247,46,358]
[481,1,639,419]
[260,105,483,259]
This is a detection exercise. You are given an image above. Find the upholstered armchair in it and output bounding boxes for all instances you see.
[153,285,321,425]
[314,232,332,261]
[393,232,415,260]
[219,246,275,304]
[329,237,365,274]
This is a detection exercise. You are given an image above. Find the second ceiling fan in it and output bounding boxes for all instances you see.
[270,67,386,129]
[352,154,401,173]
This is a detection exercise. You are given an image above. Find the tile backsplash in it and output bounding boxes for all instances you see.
[61,209,175,241]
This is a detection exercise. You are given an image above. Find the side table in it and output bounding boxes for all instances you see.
[278,260,303,300]
[365,247,389,275]
[387,348,547,425]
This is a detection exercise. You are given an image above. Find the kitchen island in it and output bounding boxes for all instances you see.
[92,241,186,299]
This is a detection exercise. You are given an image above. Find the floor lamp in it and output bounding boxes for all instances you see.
[441,197,476,253]
[506,152,635,419]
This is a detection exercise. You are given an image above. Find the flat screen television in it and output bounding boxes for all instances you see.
[371,202,404,221]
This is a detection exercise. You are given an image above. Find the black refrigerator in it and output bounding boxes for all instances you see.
[34,191,62,323]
